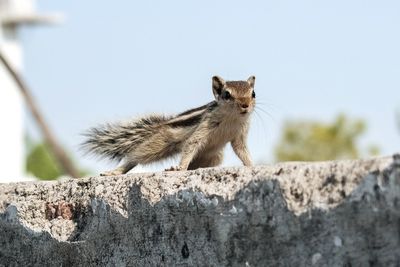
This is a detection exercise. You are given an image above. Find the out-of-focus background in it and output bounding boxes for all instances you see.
[0,0,399,182]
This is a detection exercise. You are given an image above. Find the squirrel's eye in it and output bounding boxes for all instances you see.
[222,91,231,100]
[252,90,256,98]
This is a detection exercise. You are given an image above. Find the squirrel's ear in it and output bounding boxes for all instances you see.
[247,76,255,88]
[212,76,226,98]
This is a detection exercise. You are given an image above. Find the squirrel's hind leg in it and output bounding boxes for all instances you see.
[187,150,224,170]
[100,161,137,176]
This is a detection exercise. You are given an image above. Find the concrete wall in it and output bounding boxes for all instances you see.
[1,155,400,266]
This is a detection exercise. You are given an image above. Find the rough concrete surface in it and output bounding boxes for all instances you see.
[1,155,400,266]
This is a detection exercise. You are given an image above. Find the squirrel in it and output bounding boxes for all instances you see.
[81,75,256,176]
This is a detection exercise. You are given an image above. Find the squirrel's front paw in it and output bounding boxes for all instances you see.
[164,166,182,171]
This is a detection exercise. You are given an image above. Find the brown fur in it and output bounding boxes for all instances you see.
[82,76,256,175]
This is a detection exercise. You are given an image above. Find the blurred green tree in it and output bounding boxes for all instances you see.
[26,136,90,180]
[274,114,379,162]
[26,142,62,180]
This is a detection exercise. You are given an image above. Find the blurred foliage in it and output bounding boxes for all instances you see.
[26,136,90,180]
[275,114,379,162]
[26,142,62,180]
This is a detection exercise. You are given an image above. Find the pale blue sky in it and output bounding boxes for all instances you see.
[21,0,400,173]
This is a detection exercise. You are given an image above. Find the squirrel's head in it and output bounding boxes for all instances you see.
[212,75,256,115]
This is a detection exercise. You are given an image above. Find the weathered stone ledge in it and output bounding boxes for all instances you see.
[1,155,399,266]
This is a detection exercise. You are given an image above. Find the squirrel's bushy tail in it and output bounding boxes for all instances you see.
[81,115,170,161]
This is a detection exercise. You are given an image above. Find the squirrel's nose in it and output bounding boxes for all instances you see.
[241,104,249,108]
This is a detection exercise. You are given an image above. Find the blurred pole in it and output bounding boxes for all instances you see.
[0,51,80,178]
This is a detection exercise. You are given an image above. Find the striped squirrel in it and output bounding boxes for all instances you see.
[82,75,256,176]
